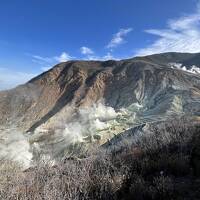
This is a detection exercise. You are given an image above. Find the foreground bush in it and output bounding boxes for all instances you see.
[1,117,200,199]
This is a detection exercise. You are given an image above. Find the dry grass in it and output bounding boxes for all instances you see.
[1,117,200,199]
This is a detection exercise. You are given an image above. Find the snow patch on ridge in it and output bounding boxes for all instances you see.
[169,63,200,74]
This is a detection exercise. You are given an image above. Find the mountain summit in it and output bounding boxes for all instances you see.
[1,52,200,162]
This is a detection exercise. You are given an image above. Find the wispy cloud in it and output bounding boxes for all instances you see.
[32,55,53,63]
[0,51,73,90]
[40,66,52,72]
[80,28,133,61]
[80,46,94,55]
[136,2,200,56]
[30,28,132,68]
[80,45,118,60]
[106,28,133,49]
[30,52,74,71]
[103,52,114,60]
[0,67,36,90]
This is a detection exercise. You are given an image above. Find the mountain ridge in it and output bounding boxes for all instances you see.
[1,52,200,131]
[1,52,200,162]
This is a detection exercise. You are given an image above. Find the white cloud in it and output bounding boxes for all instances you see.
[0,67,36,91]
[107,28,133,49]
[80,46,94,55]
[30,52,74,71]
[54,52,73,62]
[80,45,117,60]
[136,2,200,56]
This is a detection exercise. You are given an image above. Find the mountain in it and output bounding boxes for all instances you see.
[1,52,200,163]
[137,52,200,67]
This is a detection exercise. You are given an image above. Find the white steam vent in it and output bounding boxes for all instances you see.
[0,101,140,167]
[62,102,118,143]
[30,102,131,160]
[0,128,32,169]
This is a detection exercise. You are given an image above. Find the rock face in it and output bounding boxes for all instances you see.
[1,52,200,161]
[1,52,200,130]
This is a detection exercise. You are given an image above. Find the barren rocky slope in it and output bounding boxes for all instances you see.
[1,52,200,163]
[1,52,200,129]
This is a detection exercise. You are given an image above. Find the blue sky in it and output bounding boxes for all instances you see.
[0,0,199,90]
